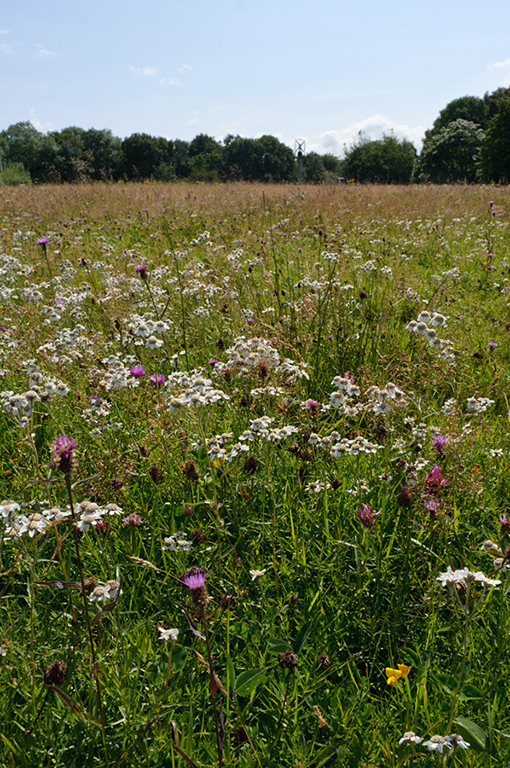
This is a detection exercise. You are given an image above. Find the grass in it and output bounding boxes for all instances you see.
[0,181,510,767]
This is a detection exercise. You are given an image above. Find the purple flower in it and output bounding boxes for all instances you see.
[488,341,498,348]
[426,464,445,486]
[150,373,165,387]
[51,434,76,459]
[246,318,254,324]
[357,503,374,528]
[303,399,319,412]
[130,364,146,378]
[489,200,495,206]
[207,359,218,366]
[424,499,440,512]
[50,434,77,474]
[37,236,49,246]
[432,434,448,455]
[181,568,207,590]
[135,263,148,279]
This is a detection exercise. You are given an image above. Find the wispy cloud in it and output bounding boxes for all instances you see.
[160,77,179,86]
[178,64,193,72]
[35,44,57,59]
[487,57,510,70]
[30,111,53,133]
[129,65,159,77]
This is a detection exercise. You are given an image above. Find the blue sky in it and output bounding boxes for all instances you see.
[2,0,510,156]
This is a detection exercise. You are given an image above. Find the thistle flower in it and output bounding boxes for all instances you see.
[181,567,208,618]
[50,434,77,474]
[37,236,49,252]
[135,262,148,279]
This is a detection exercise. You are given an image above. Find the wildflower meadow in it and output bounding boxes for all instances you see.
[1,181,510,767]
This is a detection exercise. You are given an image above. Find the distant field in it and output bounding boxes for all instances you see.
[1,182,509,768]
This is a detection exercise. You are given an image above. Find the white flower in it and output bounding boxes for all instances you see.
[398,732,423,745]
[250,569,267,580]
[444,734,469,750]
[158,626,179,642]
[423,735,448,753]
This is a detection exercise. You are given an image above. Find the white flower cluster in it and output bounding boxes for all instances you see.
[126,315,172,349]
[223,336,280,373]
[330,436,380,457]
[74,501,123,532]
[166,374,230,411]
[162,532,193,551]
[305,480,331,493]
[407,310,451,355]
[1,501,75,540]
[466,396,494,414]
[399,732,469,752]
[437,566,501,588]
[328,376,361,416]
[366,382,407,414]
[89,579,121,603]
[238,416,299,443]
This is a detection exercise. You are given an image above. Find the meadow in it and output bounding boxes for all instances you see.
[0,181,510,768]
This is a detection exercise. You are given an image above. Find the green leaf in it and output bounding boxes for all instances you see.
[454,716,487,753]
[294,621,313,655]
[267,637,291,655]
[235,668,267,696]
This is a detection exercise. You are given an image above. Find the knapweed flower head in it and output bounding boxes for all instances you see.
[181,567,208,617]
[150,373,166,387]
[122,512,142,527]
[135,262,148,279]
[50,434,77,474]
[385,663,410,686]
[130,364,145,378]
[37,236,49,250]
[357,503,374,528]
[431,434,448,455]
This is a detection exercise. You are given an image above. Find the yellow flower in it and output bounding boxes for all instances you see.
[385,663,410,686]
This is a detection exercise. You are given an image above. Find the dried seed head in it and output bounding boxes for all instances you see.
[317,653,332,670]
[44,660,68,686]
[278,649,299,670]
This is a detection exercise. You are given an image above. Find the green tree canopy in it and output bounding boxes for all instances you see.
[342,133,417,183]
[417,119,484,183]
[479,99,510,183]
[427,96,488,137]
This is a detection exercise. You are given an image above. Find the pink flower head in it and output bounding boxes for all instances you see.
[130,364,146,378]
[181,568,206,590]
[37,236,49,247]
[51,434,76,460]
[123,513,142,527]
[135,263,148,279]
[150,373,165,387]
[432,434,448,455]
[357,503,374,528]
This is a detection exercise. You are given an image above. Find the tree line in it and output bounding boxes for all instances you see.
[1,85,509,185]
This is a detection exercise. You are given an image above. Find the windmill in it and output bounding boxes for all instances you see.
[294,139,306,182]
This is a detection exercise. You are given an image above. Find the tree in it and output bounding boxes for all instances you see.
[223,136,259,180]
[484,86,510,119]
[426,96,488,138]
[121,133,169,180]
[0,121,59,181]
[342,133,416,183]
[303,152,326,182]
[479,99,510,182]
[253,135,295,181]
[82,128,122,180]
[417,119,484,183]
[188,134,223,180]
[51,126,90,182]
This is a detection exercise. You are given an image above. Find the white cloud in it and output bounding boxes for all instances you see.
[301,115,426,157]
[30,111,53,133]
[35,44,56,58]
[178,64,193,72]
[129,66,158,77]
[487,57,510,70]
[160,77,179,86]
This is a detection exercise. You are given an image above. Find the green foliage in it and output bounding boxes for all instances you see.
[417,119,484,182]
[0,162,32,185]
[342,132,417,182]
[479,98,510,182]
[427,95,489,135]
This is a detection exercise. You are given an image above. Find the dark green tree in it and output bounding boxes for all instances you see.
[342,133,416,183]
[253,135,295,181]
[427,96,488,136]
[51,126,90,182]
[0,122,59,181]
[484,86,510,119]
[479,99,510,182]
[121,133,169,179]
[223,136,259,180]
[303,152,326,182]
[188,134,223,180]
[417,119,484,182]
[82,128,122,180]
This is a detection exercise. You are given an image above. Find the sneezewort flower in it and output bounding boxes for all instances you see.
[423,735,448,753]
[398,732,423,746]
[158,626,179,642]
[385,663,410,686]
